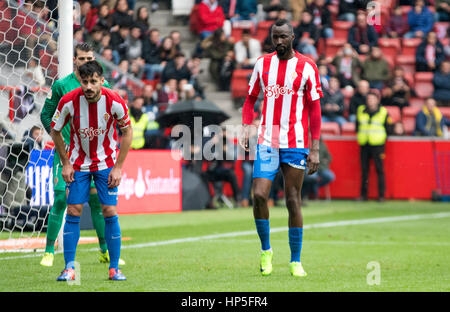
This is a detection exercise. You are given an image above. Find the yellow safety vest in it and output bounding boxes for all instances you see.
[130,114,149,149]
[357,105,388,146]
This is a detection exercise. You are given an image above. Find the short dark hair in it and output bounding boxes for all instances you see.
[367,91,380,100]
[273,19,293,34]
[74,43,94,57]
[78,60,104,79]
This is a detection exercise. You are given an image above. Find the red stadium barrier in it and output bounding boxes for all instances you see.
[117,150,182,214]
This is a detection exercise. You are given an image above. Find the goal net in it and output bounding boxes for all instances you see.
[0,0,59,252]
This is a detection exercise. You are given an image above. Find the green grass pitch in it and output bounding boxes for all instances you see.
[0,200,449,292]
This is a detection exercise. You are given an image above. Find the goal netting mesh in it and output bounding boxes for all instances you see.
[0,0,59,252]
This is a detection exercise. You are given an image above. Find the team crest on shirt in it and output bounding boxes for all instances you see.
[104,113,110,122]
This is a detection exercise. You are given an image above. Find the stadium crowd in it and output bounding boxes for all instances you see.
[1,0,450,206]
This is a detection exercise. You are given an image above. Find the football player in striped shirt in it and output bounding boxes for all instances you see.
[50,61,133,281]
[239,19,322,277]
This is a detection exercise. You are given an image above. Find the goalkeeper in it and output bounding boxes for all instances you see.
[40,43,125,267]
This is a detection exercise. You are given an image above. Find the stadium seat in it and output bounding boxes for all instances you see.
[341,122,356,136]
[333,21,353,40]
[321,122,341,136]
[231,69,252,99]
[324,38,346,58]
[384,106,401,123]
[409,97,425,108]
[401,38,422,57]
[402,116,416,135]
[439,107,450,119]
[404,72,414,87]
[396,55,416,75]
[255,20,273,42]
[414,72,434,99]
[379,38,401,65]
[403,105,422,117]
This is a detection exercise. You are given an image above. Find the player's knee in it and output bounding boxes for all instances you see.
[253,189,268,205]
[67,205,82,217]
[102,205,117,218]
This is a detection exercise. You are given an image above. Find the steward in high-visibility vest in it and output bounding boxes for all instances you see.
[355,92,392,202]
[356,104,388,146]
[129,97,159,149]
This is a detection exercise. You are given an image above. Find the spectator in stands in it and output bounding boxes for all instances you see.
[348,11,379,55]
[197,0,226,39]
[356,92,392,202]
[415,97,450,136]
[231,0,258,26]
[129,58,146,79]
[100,32,112,54]
[22,125,44,151]
[264,0,287,21]
[338,0,368,22]
[135,6,150,38]
[142,28,162,79]
[187,54,206,99]
[318,64,330,92]
[234,29,262,69]
[361,46,390,90]
[433,60,450,106]
[86,25,105,54]
[170,30,182,52]
[386,6,409,38]
[382,66,411,109]
[142,84,158,111]
[321,76,347,127]
[416,31,445,72]
[110,0,134,31]
[73,28,85,47]
[349,80,370,122]
[157,78,179,105]
[24,57,46,87]
[309,0,333,38]
[86,3,112,32]
[144,36,177,80]
[202,28,234,89]
[435,0,450,22]
[129,96,153,149]
[294,10,320,59]
[289,0,313,22]
[404,0,434,39]
[218,50,236,91]
[161,52,192,84]
[110,23,131,63]
[302,138,335,200]
[331,43,363,88]
[392,122,406,136]
[126,24,143,60]
[113,59,130,89]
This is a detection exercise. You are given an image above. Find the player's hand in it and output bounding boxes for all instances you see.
[108,167,122,188]
[62,164,74,183]
[239,125,250,152]
[307,150,320,175]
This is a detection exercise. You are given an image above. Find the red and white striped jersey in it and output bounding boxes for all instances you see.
[51,87,131,172]
[245,51,323,149]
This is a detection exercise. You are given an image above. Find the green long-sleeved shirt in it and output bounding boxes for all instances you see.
[40,72,111,145]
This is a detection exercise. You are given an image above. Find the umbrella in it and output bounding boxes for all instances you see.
[156,99,230,129]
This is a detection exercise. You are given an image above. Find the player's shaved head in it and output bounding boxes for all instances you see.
[271,19,295,60]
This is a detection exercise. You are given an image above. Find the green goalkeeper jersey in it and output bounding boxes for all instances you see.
[40,72,111,144]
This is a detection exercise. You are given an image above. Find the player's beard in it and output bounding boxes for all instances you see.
[276,43,292,59]
[85,89,101,103]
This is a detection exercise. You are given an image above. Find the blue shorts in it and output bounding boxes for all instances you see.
[67,167,118,206]
[252,144,309,181]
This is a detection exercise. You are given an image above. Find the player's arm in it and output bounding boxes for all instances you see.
[108,100,132,188]
[305,62,323,175]
[50,100,73,182]
[240,58,262,151]
[40,80,62,135]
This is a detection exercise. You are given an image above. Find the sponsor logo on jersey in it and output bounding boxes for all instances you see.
[79,127,107,141]
[265,84,295,99]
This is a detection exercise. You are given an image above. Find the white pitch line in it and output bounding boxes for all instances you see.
[1,212,450,261]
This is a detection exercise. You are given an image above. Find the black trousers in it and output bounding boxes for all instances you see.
[360,145,385,199]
